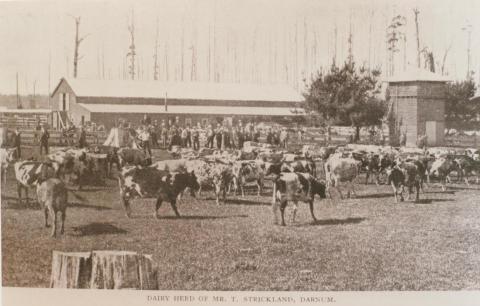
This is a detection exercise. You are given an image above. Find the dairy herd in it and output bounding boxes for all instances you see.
[1,142,480,236]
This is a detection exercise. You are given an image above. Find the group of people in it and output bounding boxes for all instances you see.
[118,114,298,155]
[265,127,290,149]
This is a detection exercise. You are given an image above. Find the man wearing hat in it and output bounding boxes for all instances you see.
[280,127,288,149]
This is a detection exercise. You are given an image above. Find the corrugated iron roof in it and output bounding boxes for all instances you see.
[78,103,304,116]
[59,78,303,103]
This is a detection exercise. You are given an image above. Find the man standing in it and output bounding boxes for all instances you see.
[13,128,21,158]
[151,120,159,148]
[40,125,50,155]
[78,126,87,149]
[161,121,168,148]
[215,124,223,150]
[139,126,152,156]
[266,128,274,145]
[206,124,214,148]
[192,125,200,150]
[180,126,188,148]
[280,127,288,149]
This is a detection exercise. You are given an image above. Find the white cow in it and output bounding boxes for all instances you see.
[324,154,360,199]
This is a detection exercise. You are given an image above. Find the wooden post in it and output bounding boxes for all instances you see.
[50,251,92,288]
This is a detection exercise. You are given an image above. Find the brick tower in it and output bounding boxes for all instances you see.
[387,68,450,147]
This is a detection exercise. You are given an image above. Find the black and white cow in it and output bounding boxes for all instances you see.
[231,160,265,197]
[14,160,58,204]
[186,160,235,205]
[272,172,326,226]
[386,162,422,202]
[118,166,199,218]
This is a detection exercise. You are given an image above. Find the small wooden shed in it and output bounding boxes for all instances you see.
[387,68,450,147]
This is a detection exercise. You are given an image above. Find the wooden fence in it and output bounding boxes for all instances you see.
[10,130,107,147]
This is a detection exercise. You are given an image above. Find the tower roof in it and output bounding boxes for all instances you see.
[385,67,451,83]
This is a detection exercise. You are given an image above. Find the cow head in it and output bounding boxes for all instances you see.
[180,171,200,197]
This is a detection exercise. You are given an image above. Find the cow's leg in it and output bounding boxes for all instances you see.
[272,194,279,225]
[279,199,288,226]
[415,182,420,201]
[337,186,344,200]
[44,205,50,227]
[256,179,262,196]
[240,182,245,198]
[17,183,22,203]
[222,186,227,204]
[308,200,317,221]
[49,206,57,237]
[350,181,357,198]
[271,181,277,205]
[60,209,66,235]
[365,171,369,185]
[407,186,414,201]
[399,186,405,202]
[375,171,380,186]
[291,201,298,223]
[391,182,398,203]
[25,188,29,205]
[464,172,470,186]
[169,198,181,217]
[121,195,132,218]
[154,197,163,219]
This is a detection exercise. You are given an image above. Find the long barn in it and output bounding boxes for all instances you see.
[50,78,305,129]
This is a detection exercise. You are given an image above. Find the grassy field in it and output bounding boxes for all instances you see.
[2,147,480,290]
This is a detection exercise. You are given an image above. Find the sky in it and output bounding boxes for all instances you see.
[0,0,480,96]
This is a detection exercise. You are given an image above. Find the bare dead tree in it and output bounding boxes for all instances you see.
[16,72,21,109]
[30,80,37,108]
[462,24,472,79]
[70,16,90,78]
[347,12,353,64]
[413,8,421,68]
[126,10,136,80]
[386,15,406,76]
[153,18,159,80]
[441,42,453,75]
[180,17,185,81]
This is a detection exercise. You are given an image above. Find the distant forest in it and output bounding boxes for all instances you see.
[0,94,50,109]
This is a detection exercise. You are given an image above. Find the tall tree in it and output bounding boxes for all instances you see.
[445,79,477,126]
[153,18,159,81]
[304,62,386,141]
[126,10,136,80]
[71,16,89,78]
[413,9,421,68]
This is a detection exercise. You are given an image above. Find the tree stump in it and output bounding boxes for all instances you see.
[50,251,92,288]
[90,251,157,290]
[50,250,157,289]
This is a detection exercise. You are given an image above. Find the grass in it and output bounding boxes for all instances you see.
[2,147,480,290]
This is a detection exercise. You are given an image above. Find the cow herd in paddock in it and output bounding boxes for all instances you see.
[1,141,480,236]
